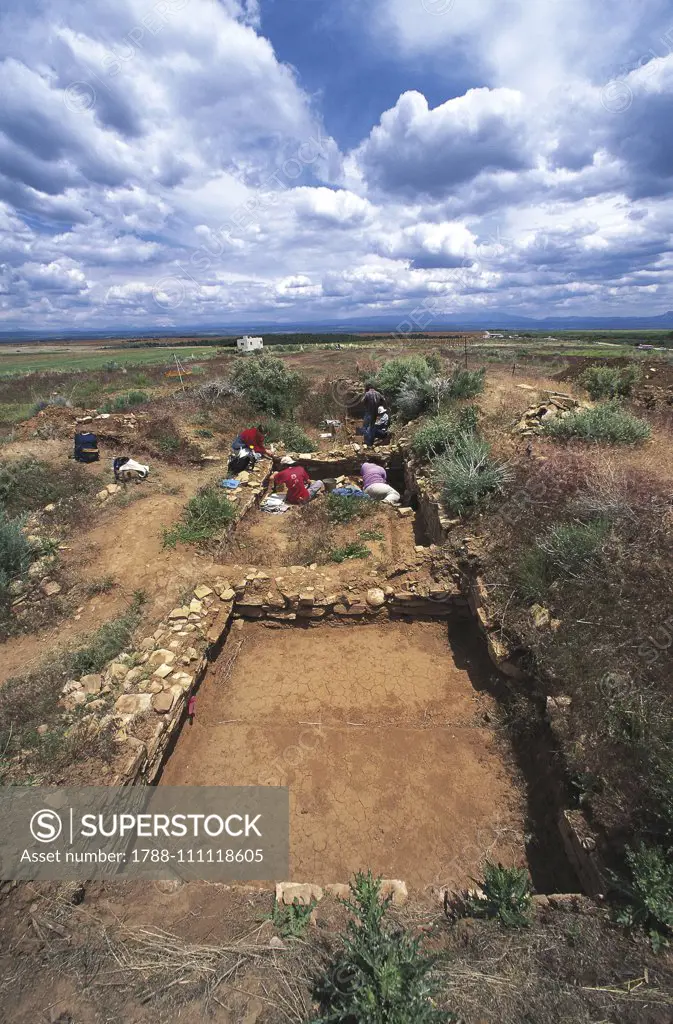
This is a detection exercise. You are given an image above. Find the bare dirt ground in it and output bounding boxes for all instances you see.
[160,620,525,889]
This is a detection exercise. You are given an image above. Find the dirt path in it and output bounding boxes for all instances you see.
[0,462,212,684]
[161,620,525,889]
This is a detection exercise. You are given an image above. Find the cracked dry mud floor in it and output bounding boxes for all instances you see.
[160,619,526,888]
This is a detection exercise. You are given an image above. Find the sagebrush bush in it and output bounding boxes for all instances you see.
[581,364,641,400]
[446,367,486,399]
[613,843,673,950]
[101,390,148,413]
[373,355,436,398]
[312,871,453,1023]
[412,407,480,460]
[263,420,313,452]
[163,485,236,547]
[0,511,32,606]
[29,395,71,416]
[543,401,650,444]
[432,435,509,516]
[231,355,307,417]
[515,519,610,600]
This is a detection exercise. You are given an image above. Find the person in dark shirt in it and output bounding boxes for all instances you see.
[361,383,384,445]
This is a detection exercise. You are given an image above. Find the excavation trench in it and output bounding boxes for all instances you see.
[158,612,577,893]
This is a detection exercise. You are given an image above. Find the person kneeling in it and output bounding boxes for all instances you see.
[360,457,400,505]
[273,457,324,505]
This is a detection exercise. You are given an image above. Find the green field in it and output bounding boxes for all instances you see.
[0,345,229,377]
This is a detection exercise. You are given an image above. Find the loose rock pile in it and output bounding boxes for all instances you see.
[515,392,585,435]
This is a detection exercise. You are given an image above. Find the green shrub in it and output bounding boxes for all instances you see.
[326,494,375,525]
[432,435,509,516]
[543,401,650,444]
[101,390,148,413]
[268,897,317,939]
[231,355,307,417]
[515,519,610,600]
[374,355,436,397]
[613,843,673,950]
[263,420,313,452]
[412,416,464,460]
[29,395,71,416]
[446,367,486,399]
[464,862,533,928]
[312,871,453,1023]
[163,486,236,547]
[329,540,371,563]
[580,364,642,399]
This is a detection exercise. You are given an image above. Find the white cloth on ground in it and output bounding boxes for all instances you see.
[261,495,290,514]
[364,482,400,505]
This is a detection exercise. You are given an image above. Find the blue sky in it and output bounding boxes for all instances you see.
[1,0,673,329]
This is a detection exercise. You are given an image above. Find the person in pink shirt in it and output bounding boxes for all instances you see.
[360,457,401,505]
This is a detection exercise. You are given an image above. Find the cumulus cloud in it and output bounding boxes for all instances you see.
[1,0,673,327]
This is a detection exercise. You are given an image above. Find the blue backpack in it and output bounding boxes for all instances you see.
[74,432,99,463]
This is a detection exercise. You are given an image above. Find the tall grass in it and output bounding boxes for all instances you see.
[543,401,650,444]
[412,408,479,460]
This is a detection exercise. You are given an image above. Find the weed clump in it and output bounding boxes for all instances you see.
[312,871,453,1023]
[268,897,317,939]
[231,355,307,417]
[0,457,93,516]
[163,485,236,547]
[432,435,509,516]
[329,540,371,563]
[0,510,33,607]
[326,493,375,525]
[463,862,533,928]
[612,843,673,951]
[580,364,641,400]
[543,401,650,444]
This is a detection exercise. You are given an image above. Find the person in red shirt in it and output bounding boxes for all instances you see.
[232,425,271,457]
[272,458,324,505]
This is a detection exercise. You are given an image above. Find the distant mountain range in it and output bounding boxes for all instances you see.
[2,310,673,342]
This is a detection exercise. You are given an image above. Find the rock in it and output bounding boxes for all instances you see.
[147,649,176,669]
[168,607,190,621]
[219,588,235,601]
[275,882,323,906]
[269,935,285,950]
[152,691,176,713]
[125,667,144,685]
[194,585,213,600]
[106,483,121,495]
[366,588,386,608]
[103,663,126,686]
[37,724,49,736]
[114,693,153,715]
[530,604,551,628]
[397,507,415,518]
[189,598,203,614]
[238,471,250,483]
[170,672,193,690]
[153,663,173,679]
[148,680,164,694]
[325,883,350,900]
[380,879,408,906]
[43,503,56,513]
[41,581,62,597]
[81,673,103,695]
[96,490,109,501]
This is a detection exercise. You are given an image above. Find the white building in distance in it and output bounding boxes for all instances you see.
[236,335,264,354]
